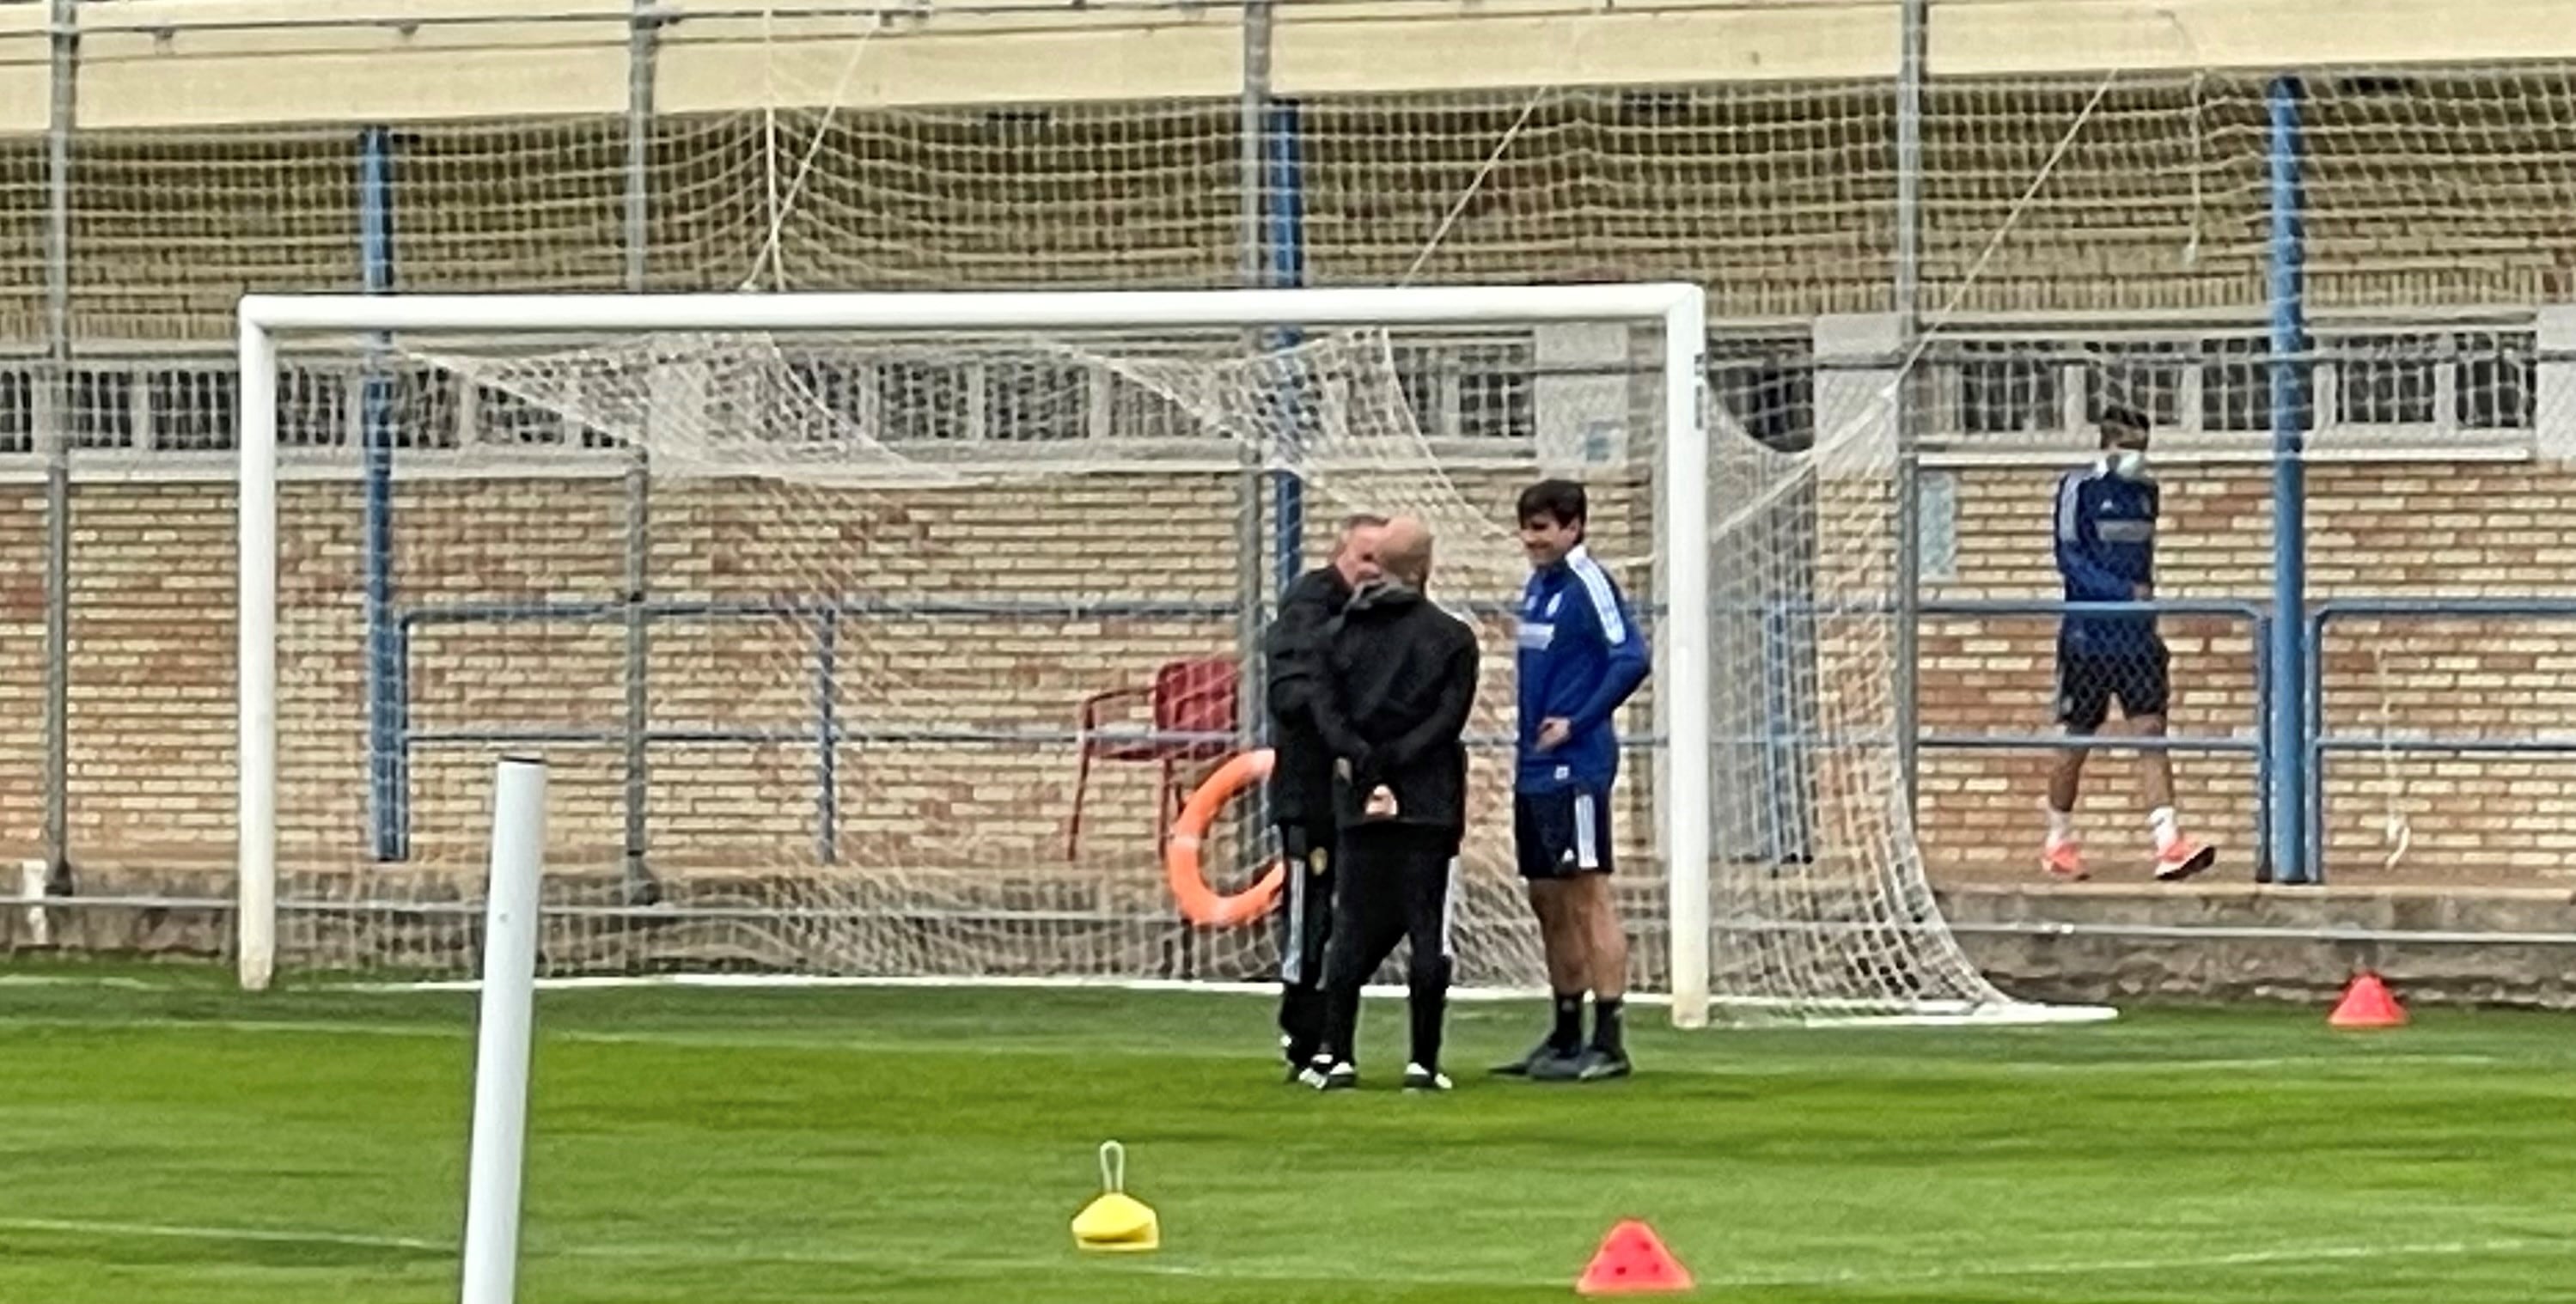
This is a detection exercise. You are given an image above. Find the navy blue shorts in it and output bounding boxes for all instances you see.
[1513,787,1613,880]
[2055,641,2170,733]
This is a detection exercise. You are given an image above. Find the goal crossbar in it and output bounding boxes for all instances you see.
[232,284,1717,1020]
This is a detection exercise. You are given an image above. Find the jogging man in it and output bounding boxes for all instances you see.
[2043,403,2216,883]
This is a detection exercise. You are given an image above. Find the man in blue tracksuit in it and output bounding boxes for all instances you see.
[1495,479,1651,1082]
[2046,404,2215,884]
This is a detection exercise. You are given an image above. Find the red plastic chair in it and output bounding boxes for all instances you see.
[1065,656,1242,862]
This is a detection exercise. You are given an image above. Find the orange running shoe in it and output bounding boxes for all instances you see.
[2042,835,2089,882]
[2154,837,2217,882]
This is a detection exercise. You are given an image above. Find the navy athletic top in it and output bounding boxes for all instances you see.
[1514,545,1649,795]
[2054,460,2160,656]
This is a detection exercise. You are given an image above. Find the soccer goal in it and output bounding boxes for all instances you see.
[234,283,2090,1027]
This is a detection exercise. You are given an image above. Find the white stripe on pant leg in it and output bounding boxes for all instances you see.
[1573,792,1600,870]
[1440,857,1458,960]
[1284,850,1308,984]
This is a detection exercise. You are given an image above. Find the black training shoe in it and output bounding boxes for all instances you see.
[1308,1060,1358,1092]
[1529,1050,1587,1082]
[1492,1039,1580,1077]
[1572,1046,1633,1082]
[1402,1062,1454,1093]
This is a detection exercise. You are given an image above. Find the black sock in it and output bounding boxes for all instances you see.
[1321,978,1363,1069]
[1280,986,1319,1064]
[1592,996,1625,1054]
[1551,991,1584,1052]
[1408,968,1450,1071]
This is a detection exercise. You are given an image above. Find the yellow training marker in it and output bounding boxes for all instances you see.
[1071,1141,1159,1253]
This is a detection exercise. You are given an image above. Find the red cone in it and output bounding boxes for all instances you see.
[2329,972,2408,1028]
[1576,1220,1694,1295]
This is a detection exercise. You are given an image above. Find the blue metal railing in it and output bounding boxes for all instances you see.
[1925,599,2274,879]
[387,590,2576,886]
[1920,596,2270,753]
[2304,598,2576,881]
[393,596,1244,863]
[1685,596,2271,867]
[384,592,2274,874]
[390,593,1672,863]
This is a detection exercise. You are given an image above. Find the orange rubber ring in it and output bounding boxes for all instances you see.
[1163,748,1288,928]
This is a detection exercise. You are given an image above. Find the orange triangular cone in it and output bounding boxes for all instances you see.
[2329,972,2408,1028]
[1576,1220,1694,1295]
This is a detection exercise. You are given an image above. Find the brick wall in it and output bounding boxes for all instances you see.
[1921,463,2576,887]
[5,456,2569,905]
[0,465,1662,900]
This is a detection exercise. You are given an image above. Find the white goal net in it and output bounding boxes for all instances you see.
[235,285,2086,1027]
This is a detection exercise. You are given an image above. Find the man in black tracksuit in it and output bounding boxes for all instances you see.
[1301,515,1480,1093]
[1262,513,1386,1075]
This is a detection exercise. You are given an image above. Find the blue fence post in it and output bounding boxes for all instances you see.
[392,612,412,856]
[360,125,407,862]
[2264,76,2314,885]
[815,609,839,865]
[1264,99,1307,606]
[2251,613,2273,877]
[2304,605,2331,879]
[1759,603,1808,862]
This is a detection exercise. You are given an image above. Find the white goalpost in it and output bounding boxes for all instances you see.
[234,283,2095,1028]
[460,754,546,1304]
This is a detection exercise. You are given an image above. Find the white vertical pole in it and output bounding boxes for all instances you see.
[20,859,51,946]
[2538,305,2576,460]
[460,755,547,1304]
[235,317,280,992]
[1660,291,1712,1029]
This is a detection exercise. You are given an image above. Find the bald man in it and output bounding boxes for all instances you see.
[1301,515,1481,1093]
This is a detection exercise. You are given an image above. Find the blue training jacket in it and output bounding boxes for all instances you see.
[1515,545,1651,794]
[2054,459,2160,656]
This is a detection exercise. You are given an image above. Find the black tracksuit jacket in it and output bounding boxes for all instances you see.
[1311,581,1480,838]
[1262,565,1354,837]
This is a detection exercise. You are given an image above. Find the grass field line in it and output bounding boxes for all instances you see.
[0,1216,450,1253]
[1813,1237,2555,1289]
[2002,1053,2508,1072]
[0,974,162,990]
[560,1234,2567,1289]
[345,976,2120,1026]
[0,1015,2527,1078]
[0,1015,2530,1080]
[0,1015,1252,1060]
[0,1213,2555,1291]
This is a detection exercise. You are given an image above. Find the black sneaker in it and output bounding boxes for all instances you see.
[1529,1050,1586,1082]
[1402,1063,1453,1093]
[1308,1061,1358,1092]
[1492,1039,1580,1077]
[1572,1046,1633,1082]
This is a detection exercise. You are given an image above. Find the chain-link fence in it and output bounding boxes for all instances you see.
[4,2,2576,957]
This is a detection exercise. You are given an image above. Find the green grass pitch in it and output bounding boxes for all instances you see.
[0,967,2570,1303]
